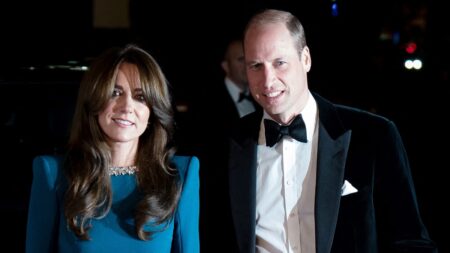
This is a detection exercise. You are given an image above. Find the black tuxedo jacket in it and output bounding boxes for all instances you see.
[227,94,436,253]
[188,81,262,252]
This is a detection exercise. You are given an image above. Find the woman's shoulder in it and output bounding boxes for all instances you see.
[171,155,199,182]
[32,155,64,189]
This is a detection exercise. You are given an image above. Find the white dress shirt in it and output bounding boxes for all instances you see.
[255,91,319,253]
[224,77,255,118]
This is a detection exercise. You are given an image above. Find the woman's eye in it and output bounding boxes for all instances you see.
[136,94,146,102]
[112,89,121,97]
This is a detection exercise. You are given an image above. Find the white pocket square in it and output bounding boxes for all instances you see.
[341,180,358,196]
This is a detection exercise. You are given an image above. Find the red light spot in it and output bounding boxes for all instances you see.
[406,42,417,54]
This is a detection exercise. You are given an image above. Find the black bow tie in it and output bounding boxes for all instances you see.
[264,114,307,147]
[238,92,253,103]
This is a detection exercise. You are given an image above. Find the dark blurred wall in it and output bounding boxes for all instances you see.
[0,0,92,67]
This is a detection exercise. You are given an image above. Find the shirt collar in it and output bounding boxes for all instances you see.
[262,91,317,142]
[224,77,246,103]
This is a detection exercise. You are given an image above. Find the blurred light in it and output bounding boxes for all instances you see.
[392,32,400,45]
[331,2,338,17]
[413,59,422,70]
[176,104,189,113]
[379,31,392,41]
[69,66,89,71]
[404,59,423,70]
[46,64,89,71]
[404,60,414,69]
[405,42,417,54]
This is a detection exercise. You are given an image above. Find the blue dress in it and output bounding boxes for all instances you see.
[26,155,200,253]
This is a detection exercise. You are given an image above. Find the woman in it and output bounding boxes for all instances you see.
[26,44,199,252]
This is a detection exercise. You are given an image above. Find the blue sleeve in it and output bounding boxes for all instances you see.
[26,156,61,253]
[172,156,200,253]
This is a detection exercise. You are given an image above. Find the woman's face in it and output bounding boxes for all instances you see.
[98,62,150,145]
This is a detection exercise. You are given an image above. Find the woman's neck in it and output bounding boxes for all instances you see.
[109,140,139,166]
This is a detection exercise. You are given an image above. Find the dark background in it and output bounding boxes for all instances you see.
[1,0,448,252]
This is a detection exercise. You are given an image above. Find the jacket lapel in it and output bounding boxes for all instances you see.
[314,94,352,253]
[315,124,351,253]
[229,139,257,253]
[229,112,261,253]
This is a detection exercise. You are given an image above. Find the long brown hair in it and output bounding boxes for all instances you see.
[64,44,180,240]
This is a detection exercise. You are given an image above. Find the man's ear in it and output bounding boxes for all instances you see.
[221,60,229,74]
[302,46,312,72]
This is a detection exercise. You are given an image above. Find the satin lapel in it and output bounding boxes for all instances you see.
[315,124,351,253]
[229,137,257,253]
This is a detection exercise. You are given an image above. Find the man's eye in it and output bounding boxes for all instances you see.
[248,63,261,71]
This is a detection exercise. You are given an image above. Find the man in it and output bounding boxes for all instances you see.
[186,38,261,252]
[227,9,436,253]
[221,38,257,118]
